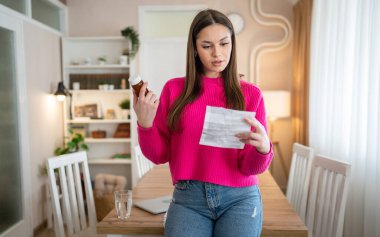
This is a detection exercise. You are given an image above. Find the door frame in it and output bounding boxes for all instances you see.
[0,9,32,237]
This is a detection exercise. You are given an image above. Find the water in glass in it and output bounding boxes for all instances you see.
[114,190,132,220]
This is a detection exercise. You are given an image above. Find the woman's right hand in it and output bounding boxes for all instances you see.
[132,82,159,128]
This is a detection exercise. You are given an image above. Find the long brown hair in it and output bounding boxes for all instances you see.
[167,9,245,131]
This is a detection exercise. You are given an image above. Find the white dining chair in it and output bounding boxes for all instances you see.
[286,143,315,222]
[46,151,98,237]
[305,155,351,237]
[135,145,154,180]
[46,179,63,229]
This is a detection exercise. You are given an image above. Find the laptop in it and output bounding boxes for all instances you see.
[134,195,172,214]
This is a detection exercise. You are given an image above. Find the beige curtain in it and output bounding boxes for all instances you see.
[292,0,312,145]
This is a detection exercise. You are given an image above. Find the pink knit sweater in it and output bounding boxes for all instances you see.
[137,76,273,187]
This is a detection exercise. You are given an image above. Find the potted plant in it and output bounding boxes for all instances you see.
[98,56,107,65]
[98,81,107,90]
[119,99,130,119]
[39,129,89,176]
[121,27,139,59]
[54,129,89,155]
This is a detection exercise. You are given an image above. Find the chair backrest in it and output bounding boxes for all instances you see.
[306,155,351,237]
[94,173,127,197]
[135,145,154,180]
[46,151,97,237]
[286,143,314,222]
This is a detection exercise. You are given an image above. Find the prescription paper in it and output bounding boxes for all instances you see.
[199,106,256,149]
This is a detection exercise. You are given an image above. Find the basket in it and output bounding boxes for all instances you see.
[92,130,106,138]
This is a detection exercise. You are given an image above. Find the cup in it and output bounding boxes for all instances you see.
[73,82,80,90]
[114,190,132,220]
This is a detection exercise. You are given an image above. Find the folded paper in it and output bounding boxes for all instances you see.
[199,106,255,149]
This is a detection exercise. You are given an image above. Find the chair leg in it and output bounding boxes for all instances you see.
[46,182,53,229]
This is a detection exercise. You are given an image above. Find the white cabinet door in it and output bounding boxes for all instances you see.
[140,38,187,96]
[138,5,206,95]
[0,10,32,237]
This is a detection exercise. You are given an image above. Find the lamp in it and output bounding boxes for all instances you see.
[262,90,291,177]
[55,37,69,102]
[54,81,69,102]
[54,80,72,119]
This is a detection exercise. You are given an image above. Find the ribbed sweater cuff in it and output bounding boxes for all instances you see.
[137,122,156,144]
[137,122,153,132]
[253,142,273,159]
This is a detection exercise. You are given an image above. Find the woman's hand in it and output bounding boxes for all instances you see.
[132,82,159,128]
[235,117,270,154]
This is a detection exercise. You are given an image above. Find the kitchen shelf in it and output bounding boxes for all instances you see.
[65,36,125,41]
[67,119,131,124]
[85,138,131,143]
[62,36,135,189]
[66,65,130,69]
[88,159,132,165]
[70,89,130,94]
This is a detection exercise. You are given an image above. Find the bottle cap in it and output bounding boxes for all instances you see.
[128,75,142,85]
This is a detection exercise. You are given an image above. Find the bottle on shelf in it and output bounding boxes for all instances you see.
[120,78,127,89]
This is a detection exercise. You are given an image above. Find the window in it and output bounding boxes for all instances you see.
[0,0,26,14]
[31,0,63,31]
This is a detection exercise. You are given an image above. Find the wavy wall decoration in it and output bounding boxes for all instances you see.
[249,0,293,85]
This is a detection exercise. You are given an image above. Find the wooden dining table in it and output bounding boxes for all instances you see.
[97,164,307,236]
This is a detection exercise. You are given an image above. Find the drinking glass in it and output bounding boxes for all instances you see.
[114,190,132,220]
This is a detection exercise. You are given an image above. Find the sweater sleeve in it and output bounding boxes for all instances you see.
[137,83,171,164]
[237,91,273,175]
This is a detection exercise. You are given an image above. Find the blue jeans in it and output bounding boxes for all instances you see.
[164,180,263,237]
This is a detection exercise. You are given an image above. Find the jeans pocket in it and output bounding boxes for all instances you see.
[174,180,192,191]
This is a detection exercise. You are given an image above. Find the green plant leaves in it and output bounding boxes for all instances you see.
[54,129,88,156]
[119,99,130,109]
[81,144,88,151]
[121,26,140,58]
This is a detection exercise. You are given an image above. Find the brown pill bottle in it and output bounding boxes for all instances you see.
[128,75,149,97]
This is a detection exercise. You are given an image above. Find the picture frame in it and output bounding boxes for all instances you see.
[73,103,102,119]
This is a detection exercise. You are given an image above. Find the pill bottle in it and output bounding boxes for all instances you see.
[128,75,149,96]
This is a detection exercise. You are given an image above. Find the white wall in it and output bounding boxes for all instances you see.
[23,22,63,230]
[67,0,293,80]
[67,0,294,189]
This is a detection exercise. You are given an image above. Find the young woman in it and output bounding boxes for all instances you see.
[133,9,273,237]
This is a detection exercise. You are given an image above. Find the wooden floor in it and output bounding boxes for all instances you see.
[34,226,106,237]
[34,227,55,237]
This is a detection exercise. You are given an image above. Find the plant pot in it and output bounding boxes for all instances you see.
[121,109,130,119]
[119,55,128,65]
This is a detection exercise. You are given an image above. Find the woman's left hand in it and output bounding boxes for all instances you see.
[235,117,270,154]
